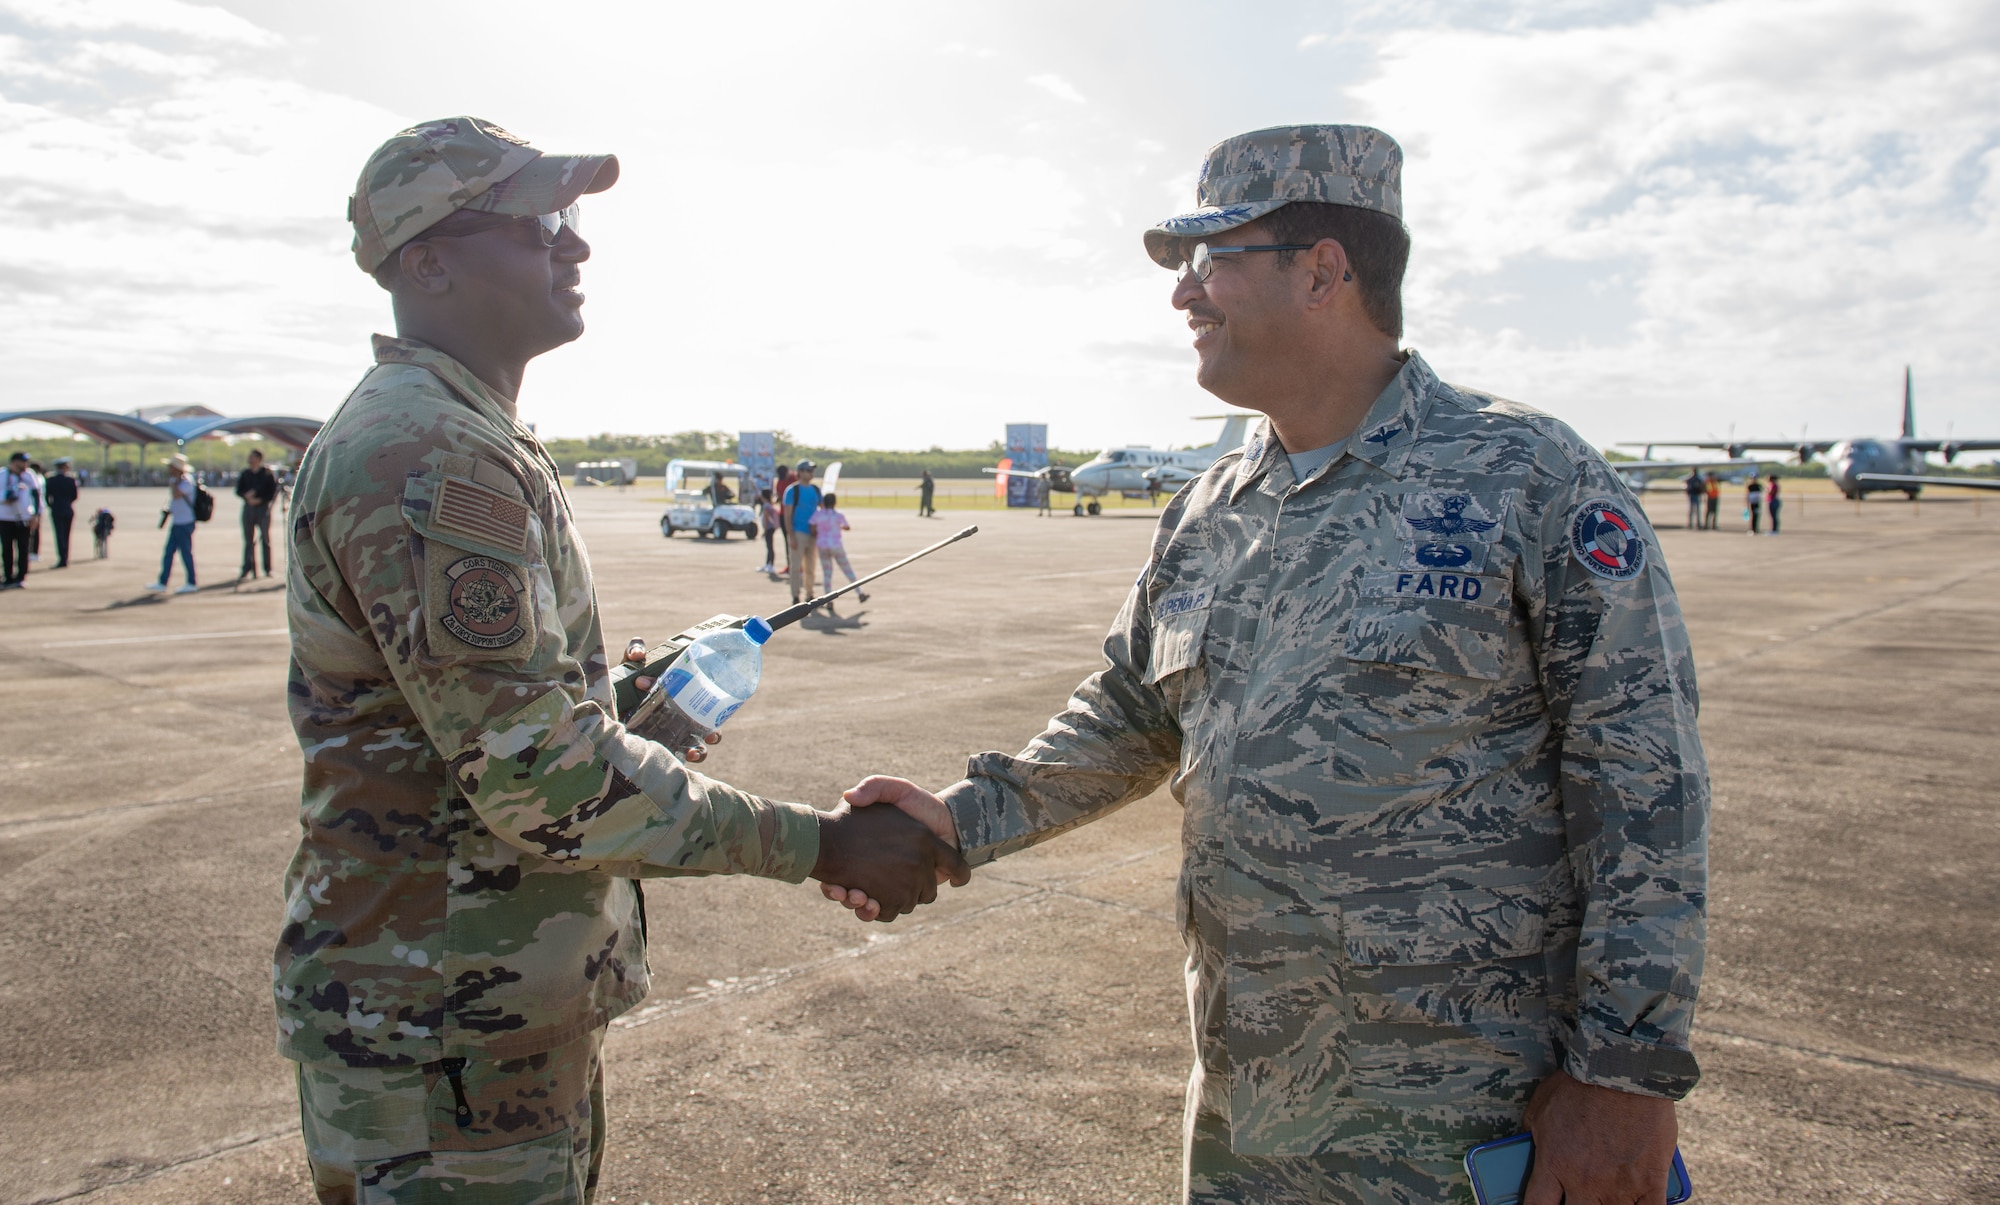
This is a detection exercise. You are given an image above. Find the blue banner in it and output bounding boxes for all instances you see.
[1005,423,1048,508]
[737,432,776,497]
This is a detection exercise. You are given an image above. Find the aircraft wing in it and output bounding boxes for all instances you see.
[1611,457,1759,473]
[1618,440,1840,453]
[1855,473,2000,491]
[1898,440,2000,454]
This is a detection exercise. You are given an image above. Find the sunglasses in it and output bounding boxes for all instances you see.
[1175,242,1316,283]
[424,203,581,247]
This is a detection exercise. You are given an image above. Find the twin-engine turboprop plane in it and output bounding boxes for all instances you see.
[988,414,1252,515]
[1623,368,2000,498]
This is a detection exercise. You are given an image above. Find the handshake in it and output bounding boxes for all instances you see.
[620,640,963,923]
[810,777,965,922]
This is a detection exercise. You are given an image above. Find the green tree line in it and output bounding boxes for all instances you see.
[538,432,1109,478]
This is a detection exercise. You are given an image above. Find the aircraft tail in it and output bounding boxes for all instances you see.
[1901,366,1915,440]
[1194,413,1253,454]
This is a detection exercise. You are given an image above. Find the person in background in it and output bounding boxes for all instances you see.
[1683,469,1704,530]
[24,461,46,564]
[145,453,199,595]
[918,468,936,517]
[756,487,779,575]
[773,462,796,575]
[809,492,867,605]
[0,450,38,588]
[1746,472,1764,535]
[44,458,78,568]
[782,459,822,605]
[1704,471,1721,530]
[1767,471,1783,535]
[236,448,279,580]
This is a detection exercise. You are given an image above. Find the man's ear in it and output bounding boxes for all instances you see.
[395,240,451,297]
[1300,238,1352,312]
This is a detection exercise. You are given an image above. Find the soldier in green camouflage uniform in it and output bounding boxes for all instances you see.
[281,117,962,1204]
[833,126,1707,1204]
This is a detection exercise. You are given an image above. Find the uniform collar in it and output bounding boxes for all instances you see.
[1228,350,1440,501]
[371,334,531,437]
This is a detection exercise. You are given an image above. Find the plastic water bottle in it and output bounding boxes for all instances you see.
[651,616,773,753]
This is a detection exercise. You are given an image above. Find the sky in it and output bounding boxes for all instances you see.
[2,0,1997,456]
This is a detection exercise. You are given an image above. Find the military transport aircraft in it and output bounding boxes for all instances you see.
[988,414,1252,514]
[1625,369,2000,498]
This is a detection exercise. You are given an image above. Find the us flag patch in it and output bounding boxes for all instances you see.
[434,476,529,552]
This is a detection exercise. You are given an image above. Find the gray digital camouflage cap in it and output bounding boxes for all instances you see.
[1143,124,1403,268]
[350,116,620,274]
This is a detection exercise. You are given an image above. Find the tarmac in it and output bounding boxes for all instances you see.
[0,481,1995,1203]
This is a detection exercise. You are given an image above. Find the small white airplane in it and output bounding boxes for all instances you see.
[988,414,1252,515]
[1606,451,1760,491]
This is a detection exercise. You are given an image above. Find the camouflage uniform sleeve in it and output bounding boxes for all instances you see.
[938,573,1183,865]
[310,435,818,884]
[1535,459,1709,1099]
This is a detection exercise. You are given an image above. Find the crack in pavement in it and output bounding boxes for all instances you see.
[1698,557,2000,679]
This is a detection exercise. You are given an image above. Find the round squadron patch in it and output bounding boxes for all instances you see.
[443,556,527,649]
[1569,500,1646,581]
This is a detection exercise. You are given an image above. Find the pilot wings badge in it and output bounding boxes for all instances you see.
[1398,492,1506,571]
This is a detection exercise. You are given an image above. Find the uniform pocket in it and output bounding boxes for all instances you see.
[403,475,543,663]
[362,1127,587,1204]
[1341,603,1505,681]
[1338,880,1559,1123]
[1145,605,1210,686]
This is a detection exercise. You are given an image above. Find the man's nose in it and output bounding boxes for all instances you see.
[556,228,591,262]
[1171,270,1204,310]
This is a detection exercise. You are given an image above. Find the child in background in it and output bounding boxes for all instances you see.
[809,493,867,603]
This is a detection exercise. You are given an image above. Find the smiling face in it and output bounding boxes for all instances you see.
[1170,220,1311,405]
[405,210,593,359]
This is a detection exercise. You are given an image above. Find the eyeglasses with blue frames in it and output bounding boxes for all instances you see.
[1175,241,1316,283]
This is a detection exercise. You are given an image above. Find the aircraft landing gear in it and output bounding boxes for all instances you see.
[1073,502,1084,516]
[1904,489,1921,501]
[1086,500,1102,516]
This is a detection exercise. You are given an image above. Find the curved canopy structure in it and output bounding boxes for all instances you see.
[0,408,174,445]
[0,408,322,453]
[154,415,322,453]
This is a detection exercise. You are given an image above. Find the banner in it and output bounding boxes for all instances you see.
[1004,423,1048,508]
[737,431,776,496]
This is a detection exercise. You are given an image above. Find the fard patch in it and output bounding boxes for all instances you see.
[443,556,527,649]
[1570,499,1646,581]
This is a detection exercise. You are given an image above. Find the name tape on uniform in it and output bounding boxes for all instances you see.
[1360,570,1506,608]
[1156,586,1214,617]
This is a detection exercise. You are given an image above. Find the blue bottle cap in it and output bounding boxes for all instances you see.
[743,616,774,645]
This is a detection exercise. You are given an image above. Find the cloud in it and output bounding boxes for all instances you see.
[1298,32,1330,48]
[1026,72,1087,104]
[0,0,277,46]
[1350,0,2000,443]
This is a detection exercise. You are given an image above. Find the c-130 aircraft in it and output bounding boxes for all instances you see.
[1627,368,2000,498]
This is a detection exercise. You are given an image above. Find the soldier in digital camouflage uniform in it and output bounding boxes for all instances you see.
[834,125,1708,1204]
[281,116,961,1204]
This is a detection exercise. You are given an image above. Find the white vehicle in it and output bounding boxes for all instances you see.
[661,459,759,540]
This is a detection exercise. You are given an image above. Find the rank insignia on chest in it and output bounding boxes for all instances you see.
[1569,499,1646,580]
[434,476,530,554]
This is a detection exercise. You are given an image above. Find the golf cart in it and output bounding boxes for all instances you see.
[661,459,759,540]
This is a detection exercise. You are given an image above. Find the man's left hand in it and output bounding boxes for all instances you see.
[1522,1069,1677,1205]
[623,636,720,763]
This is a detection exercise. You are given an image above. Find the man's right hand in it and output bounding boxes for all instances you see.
[820,777,966,922]
[811,800,969,923]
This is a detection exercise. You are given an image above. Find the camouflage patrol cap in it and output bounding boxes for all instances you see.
[1144,124,1402,268]
[350,116,619,274]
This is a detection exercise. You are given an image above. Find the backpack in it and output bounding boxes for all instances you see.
[193,482,214,522]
